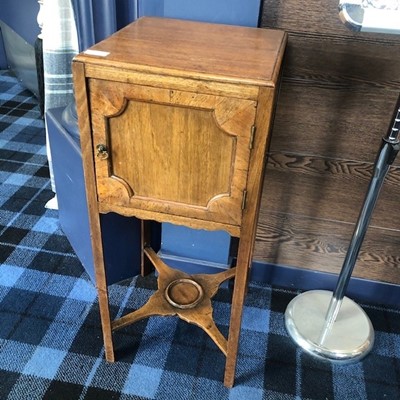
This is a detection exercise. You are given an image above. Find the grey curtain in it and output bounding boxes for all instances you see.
[43,0,78,113]
[42,0,79,196]
[42,0,137,202]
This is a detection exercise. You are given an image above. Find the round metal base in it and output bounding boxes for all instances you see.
[285,290,374,362]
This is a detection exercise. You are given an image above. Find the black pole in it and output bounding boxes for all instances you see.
[324,93,400,326]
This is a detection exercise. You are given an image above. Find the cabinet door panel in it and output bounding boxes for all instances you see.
[89,79,256,227]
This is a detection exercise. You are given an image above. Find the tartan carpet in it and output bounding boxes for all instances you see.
[1,69,400,399]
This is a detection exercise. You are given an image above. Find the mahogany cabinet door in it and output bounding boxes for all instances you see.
[88,79,257,227]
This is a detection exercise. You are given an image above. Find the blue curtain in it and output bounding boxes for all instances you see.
[71,0,138,52]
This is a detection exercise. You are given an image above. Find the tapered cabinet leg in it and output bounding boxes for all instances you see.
[97,287,115,362]
[89,211,115,362]
[224,236,252,388]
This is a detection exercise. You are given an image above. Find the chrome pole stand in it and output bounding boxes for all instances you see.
[285,94,400,362]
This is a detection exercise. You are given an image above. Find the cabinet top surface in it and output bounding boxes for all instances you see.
[74,17,287,87]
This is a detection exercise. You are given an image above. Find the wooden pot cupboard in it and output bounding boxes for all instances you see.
[72,17,287,387]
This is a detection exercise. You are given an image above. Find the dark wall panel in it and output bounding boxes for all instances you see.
[255,0,400,284]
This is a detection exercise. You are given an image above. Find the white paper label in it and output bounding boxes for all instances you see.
[84,49,110,57]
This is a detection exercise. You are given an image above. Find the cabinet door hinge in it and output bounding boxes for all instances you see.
[249,125,256,149]
[241,190,248,210]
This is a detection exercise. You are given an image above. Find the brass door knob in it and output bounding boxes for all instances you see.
[96,144,109,160]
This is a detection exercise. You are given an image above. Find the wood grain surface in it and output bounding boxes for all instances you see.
[78,17,286,87]
[256,0,400,284]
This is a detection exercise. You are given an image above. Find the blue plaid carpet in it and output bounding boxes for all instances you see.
[1,69,400,399]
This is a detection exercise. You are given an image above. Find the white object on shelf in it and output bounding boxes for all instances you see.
[339,0,400,34]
